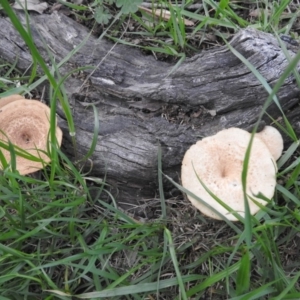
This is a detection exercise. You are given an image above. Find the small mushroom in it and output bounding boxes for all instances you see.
[181,128,279,221]
[0,97,62,175]
[255,125,283,161]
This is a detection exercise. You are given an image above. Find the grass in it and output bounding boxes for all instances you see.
[0,0,300,299]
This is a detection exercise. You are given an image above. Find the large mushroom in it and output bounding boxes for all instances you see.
[0,94,62,175]
[181,127,283,221]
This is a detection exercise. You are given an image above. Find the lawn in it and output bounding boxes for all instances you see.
[0,0,300,299]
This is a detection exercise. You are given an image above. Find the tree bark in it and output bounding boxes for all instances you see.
[0,11,299,209]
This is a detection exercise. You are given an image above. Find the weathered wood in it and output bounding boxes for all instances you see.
[0,11,299,207]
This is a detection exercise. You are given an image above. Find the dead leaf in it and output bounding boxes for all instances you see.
[138,6,194,27]
[13,0,48,14]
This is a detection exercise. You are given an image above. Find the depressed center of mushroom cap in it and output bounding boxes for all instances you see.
[181,127,277,221]
[2,116,47,149]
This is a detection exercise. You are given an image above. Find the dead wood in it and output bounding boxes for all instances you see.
[0,11,299,210]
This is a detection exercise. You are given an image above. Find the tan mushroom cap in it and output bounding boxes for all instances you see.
[0,94,25,109]
[0,98,62,175]
[181,128,277,221]
[255,126,283,161]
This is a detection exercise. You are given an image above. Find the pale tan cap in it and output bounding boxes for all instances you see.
[181,128,277,221]
[255,126,283,161]
[0,98,62,175]
[0,94,25,109]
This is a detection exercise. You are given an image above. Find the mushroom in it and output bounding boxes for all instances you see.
[0,96,62,175]
[181,128,279,221]
[0,94,25,109]
[255,125,283,161]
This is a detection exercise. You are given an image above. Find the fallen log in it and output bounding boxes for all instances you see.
[0,11,299,209]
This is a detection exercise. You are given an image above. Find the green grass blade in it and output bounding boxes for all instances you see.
[272,271,300,300]
[229,282,277,299]
[236,248,251,295]
[164,228,188,300]
[47,275,203,298]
